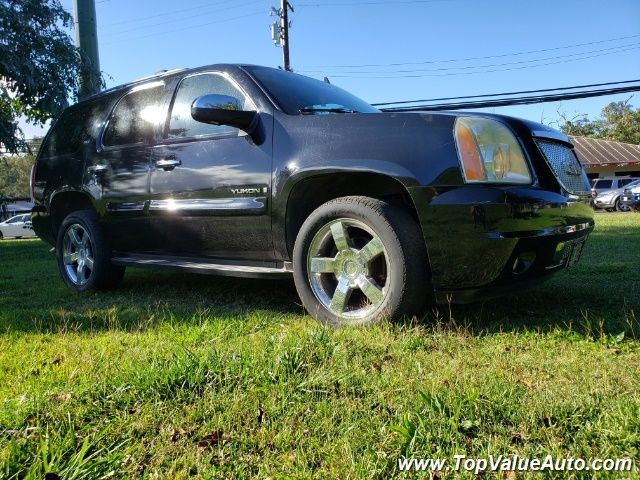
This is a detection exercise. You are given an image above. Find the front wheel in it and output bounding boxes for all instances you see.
[615,197,630,212]
[292,196,430,326]
[56,210,125,292]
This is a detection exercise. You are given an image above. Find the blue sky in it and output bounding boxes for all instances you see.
[23,0,640,136]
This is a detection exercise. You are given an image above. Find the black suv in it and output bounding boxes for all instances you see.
[31,64,594,325]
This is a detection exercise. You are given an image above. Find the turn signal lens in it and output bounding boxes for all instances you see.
[454,117,532,184]
[455,121,485,181]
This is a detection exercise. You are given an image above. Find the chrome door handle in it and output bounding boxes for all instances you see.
[155,158,181,171]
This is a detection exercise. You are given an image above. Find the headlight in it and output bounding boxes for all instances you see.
[454,117,532,184]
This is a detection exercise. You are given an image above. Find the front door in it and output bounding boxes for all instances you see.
[148,72,273,260]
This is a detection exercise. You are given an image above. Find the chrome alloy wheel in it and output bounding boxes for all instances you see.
[62,223,94,286]
[307,218,390,320]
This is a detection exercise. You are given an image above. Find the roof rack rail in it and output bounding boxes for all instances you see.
[78,68,189,103]
[134,67,188,82]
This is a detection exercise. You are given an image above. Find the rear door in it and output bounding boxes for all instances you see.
[147,72,273,260]
[92,81,172,252]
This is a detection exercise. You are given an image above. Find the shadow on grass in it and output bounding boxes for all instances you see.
[1,213,638,338]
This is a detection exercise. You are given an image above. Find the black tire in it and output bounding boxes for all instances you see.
[55,210,125,292]
[292,196,430,326]
[615,197,630,212]
[0,231,3,240]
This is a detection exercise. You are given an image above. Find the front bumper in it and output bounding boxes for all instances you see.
[592,197,617,209]
[409,186,594,303]
[621,193,640,211]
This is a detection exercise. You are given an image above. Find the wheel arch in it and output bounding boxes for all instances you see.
[281,169,422,259]
[48,190,96,238]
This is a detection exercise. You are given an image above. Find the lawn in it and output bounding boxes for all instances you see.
[0,213,638,479]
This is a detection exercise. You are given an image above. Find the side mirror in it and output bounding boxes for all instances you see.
[191,94,258,133]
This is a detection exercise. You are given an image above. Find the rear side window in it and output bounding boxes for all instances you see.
[594,180,612,189]
[618,178,633,187]
[43,103,102,157]
[167,73,249,139]
[103,84,165,147]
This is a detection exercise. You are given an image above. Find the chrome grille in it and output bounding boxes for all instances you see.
[535,140,589,194]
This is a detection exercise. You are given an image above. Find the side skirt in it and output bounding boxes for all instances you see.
[111,253,293,279]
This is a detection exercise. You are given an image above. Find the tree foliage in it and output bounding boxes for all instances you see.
[0,153,33,199]
[0,0,98,154]
[559,99,640,144]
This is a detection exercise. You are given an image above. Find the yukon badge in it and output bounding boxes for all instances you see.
[230,187,267,195]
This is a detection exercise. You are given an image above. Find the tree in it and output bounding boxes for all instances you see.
[558,99,640,144]
[0,153,33,199]
[0,0,99,154]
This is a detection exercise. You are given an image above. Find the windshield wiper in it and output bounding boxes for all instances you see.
[299,107,359,114]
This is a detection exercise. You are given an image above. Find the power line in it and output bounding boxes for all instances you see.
[299,33,640,69]
[372,79,640,106]
[319,45,640,78]
[102,0,239,27]
[299,42,640,75]
[298,0,456,6]
[102,0,264,37]
[103,11,265,45]
[381,85,640,112]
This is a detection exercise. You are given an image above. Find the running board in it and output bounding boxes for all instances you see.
[111,254,292,279]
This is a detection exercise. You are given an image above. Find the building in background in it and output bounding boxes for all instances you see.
[570,135,640,180]
[0,200,33,222]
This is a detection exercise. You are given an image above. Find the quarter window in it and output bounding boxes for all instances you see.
[103,85,165,147]
[168,73,248,139]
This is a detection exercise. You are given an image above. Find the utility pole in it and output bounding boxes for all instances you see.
[73,0,101,98]
[271,1,294,71]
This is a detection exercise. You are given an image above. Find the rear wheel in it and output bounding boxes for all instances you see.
[56,210,125,292]
[293,196,430,326]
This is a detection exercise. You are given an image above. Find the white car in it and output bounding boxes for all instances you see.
[0,213,36,239]
[593,179,640,212]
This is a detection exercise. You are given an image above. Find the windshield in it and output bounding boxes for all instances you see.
[244,66,379,115]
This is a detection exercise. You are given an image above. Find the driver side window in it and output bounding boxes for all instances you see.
[168,73,247,139]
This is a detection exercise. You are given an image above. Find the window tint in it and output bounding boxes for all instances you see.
[45,102,103,157]
[168,73,247,139]
[6,216,21,224]
[619,178,633,187]
[594,180,612,189]
[103,85,165,147]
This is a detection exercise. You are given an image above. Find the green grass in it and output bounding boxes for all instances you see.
[0,213,638,479]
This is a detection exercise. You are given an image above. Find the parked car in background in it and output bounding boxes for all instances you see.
[0,214,36,239]
[31,64,594,326]
[592,179,640,212]
[591,176,638,199]
[621,182,640,212]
